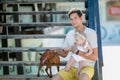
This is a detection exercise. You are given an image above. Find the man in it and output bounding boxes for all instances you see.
[52,8,98,80]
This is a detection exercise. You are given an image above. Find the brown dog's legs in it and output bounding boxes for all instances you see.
[45,65,53,78]
[37,64,43,77]
[49,66,52,78]
[57,64,60,72]
[45,66,50,77]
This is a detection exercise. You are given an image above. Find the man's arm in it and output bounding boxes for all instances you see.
[78,47,98,61]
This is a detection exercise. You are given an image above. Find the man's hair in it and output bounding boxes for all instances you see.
[68,8,82,18]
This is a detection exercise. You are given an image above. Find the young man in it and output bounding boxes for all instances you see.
[52,8,98,80]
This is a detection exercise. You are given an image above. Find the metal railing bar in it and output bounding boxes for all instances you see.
[0,10,87,15]
[0,47,64,52]
[0,34,66,39]
[0,22,87,27]
[0,61,67,66]
[0,0,87,4]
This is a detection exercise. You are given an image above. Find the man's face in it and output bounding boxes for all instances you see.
[69,13,82,28]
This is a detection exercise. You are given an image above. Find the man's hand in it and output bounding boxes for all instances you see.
[63,47,71,51]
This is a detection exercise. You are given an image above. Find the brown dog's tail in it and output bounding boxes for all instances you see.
[39,53,42,55]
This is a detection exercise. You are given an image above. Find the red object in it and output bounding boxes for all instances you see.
[108,6,120,15]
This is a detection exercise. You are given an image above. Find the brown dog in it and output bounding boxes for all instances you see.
[37,49,60,78]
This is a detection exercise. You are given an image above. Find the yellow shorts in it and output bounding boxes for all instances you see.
[58,66,94,80]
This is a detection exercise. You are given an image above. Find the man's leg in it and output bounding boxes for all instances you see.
[52,67,78,80]
[78,66,94,80]
[79,73,89,80]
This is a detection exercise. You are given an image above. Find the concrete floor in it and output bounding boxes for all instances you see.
[0,79,50,80]
[0,77,51,80]
[102,46,120,80]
